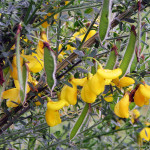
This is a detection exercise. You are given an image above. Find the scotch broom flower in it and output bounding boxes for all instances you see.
[45,99,68,127]
[60,79,77,105]
[114,93,129,118]
[45,109,61,127]
[113,77,135,88]
[134,84,150,107]
[81,73,97,103]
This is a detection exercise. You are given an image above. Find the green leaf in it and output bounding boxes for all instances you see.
[70,103,89,140]
[44,47,57,91]
[28,137,36,150]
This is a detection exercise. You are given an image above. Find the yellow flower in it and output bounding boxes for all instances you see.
[113,77,135,88]
[2,88,21,107]
[47,99,69,110]
[71,77,87,87]
[21,54,43,73]
[45,109,61,127]
[45,99,69,127]
[114,93,129,118]
[134,84,150,107]
[60,80,77,105]
[81,73,97,103]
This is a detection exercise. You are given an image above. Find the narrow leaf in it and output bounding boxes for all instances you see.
[44,47,57,91]
[70,103,89,140]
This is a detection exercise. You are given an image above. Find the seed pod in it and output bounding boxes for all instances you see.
[119,25,137,78]
[99,0,112,42]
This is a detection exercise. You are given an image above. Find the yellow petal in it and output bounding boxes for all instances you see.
[60,83,77,105]
[118,77,135,87]
[10,64,19,80]
[134,87,149,107]
[47,99,69,110]
[97,68,122,79]
[22,54,43,73]
[114,93,129,118]
[88,72,105,95]
[2,88,21,107]
[81,75,97,103]
[71,77,87,86]
[139,84,150,99]
[45,109,61,127]
[105,79,112,85]
[130,109,140,123]
[103,94,113,102]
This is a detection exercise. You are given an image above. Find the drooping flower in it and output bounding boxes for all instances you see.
[81,73,97,103]
[134,84,150,107]
[2,73,34,107]
[113,76,135,88]
[45,98,68,127]
[45,109,61,127]
[60,80,78,105]
[114,93,130,118]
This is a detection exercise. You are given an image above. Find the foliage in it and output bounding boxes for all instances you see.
[0,0,150,149]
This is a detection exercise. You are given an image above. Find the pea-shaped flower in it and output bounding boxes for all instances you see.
[60,80,77,105]
[45,99,69,127]
[113,76,135,88]
[114,93,129,118]
[81,73,97,103]
[134,84,150,107]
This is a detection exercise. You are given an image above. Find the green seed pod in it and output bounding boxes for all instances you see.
[130,24,146,72]
[119,25,136,78]
[99,0,112,42]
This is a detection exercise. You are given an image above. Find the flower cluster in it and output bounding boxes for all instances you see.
[2,31,47,107]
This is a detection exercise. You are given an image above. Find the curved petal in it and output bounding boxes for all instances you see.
[88,73,105,95]
[114,93,129,118]
[140,127,150,141]
[2,88,21,107]
[71,77,87,87]
[60,83,77,105]
[22,54,43,73]
[45,109,61,127]
[81,75,97,103]
[97,68,122,79]
[134,88,148,107]
[47,99,69,110]
[139,84,150,99]
[118,77,135,87]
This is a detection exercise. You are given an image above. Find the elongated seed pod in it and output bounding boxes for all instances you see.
[130,24,146,72]
[105,43,120,69]
[119,25,136,78]
[99,0,112,42]
[70,103,89,140]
